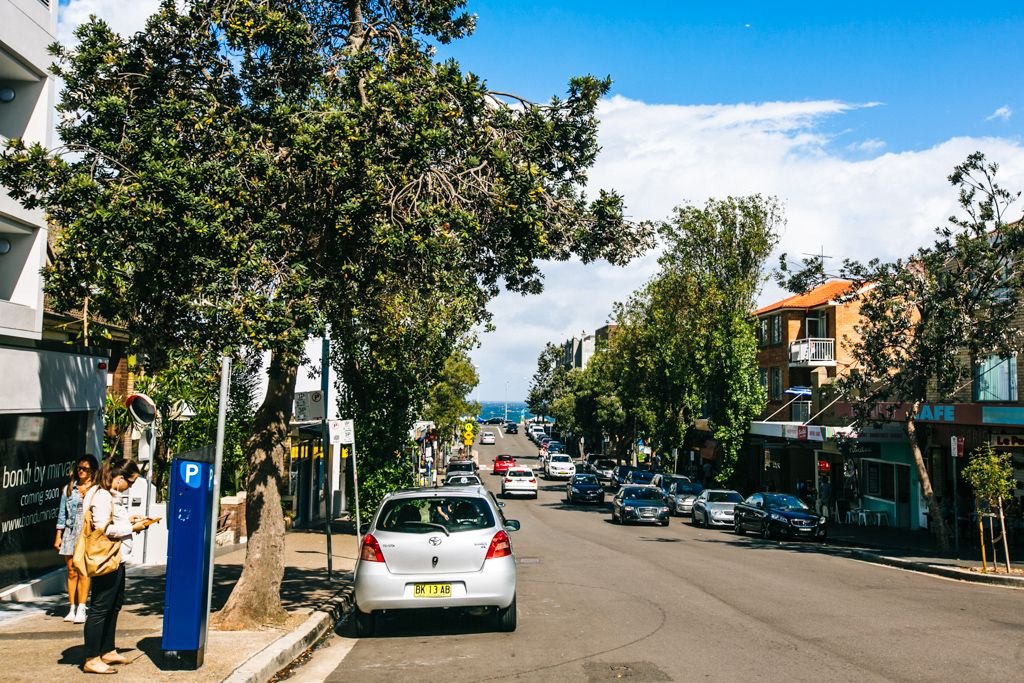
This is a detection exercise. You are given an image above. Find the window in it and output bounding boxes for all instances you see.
[759,368,769,393]
[770,315,782,345]
[769,367,783,401]
[973,355,1018,402]
[863,460,895,501]
[758,318,769,347]
[805,310,827,338]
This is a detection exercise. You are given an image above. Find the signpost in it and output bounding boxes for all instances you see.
[294,390,326,422]
[950,435,960,557]
[339,419,359,542]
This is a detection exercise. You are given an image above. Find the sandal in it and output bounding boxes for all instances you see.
[101,653,129,665]
[83,662,117,674]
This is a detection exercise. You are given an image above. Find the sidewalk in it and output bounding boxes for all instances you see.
[826,522,1024,587]
[0,526,357,683]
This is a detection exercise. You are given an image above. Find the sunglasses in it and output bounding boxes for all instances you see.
[78,466,93,472]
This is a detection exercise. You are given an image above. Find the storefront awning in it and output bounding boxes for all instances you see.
[749,421,856,442]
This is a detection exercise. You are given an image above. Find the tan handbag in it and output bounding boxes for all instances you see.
[72,489,122,577]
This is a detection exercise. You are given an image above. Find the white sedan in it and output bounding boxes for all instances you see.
[501,467,538,498]
[480,431,496,445]
[545,454,576,479]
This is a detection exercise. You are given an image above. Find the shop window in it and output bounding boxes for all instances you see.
[769,367,783,401]
[864,460,895,501]
[770,315,782,345]
[973,355,1017,402]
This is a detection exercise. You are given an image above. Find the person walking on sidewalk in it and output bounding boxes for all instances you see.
[53,454,98,624]
[82,459,157,675]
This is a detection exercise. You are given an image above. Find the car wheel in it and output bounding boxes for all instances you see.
[691,512,699,526]
[734,520,745,535]
[702,513,710,529]
[495,594,517,632]
[354,607,376,637]
[661,518,670,527]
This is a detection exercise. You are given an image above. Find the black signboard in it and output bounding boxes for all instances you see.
[0,412,87,589]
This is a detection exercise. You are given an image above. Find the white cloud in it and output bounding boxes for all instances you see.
[848,138,886,153]
[987,105,1013,122]
[474,96,1024,400]
[58,0,163,45]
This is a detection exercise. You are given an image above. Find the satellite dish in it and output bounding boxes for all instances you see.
[126,393,157,426]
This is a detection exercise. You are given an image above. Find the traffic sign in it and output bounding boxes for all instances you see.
[338,419,355,444]
[294,390,326,421]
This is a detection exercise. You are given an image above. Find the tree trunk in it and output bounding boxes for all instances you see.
[998,498,1011,573]
[216,351,298,630]
[904,411,949,552]
[977,506,988,572]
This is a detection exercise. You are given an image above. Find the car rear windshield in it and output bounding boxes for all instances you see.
[377,496,495,533]
[507,470,533,477]
[496,455,514,461]
[679,483,703,495]
[709,491,743,503]
[595,460,616,469]
[444,476,480,486]
[623,488,663,501]
[448,462,474,472]
[631,472,655,483]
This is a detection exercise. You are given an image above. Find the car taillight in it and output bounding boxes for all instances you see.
[359,533,385,562]
[485,530,511,560]
[529,478,536,483]
[505,478,512,483]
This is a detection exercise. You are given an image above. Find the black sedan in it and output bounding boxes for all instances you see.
[610,465,636,491]
[733,492,828,541]
[504,422,518,434]
[565,474,605,505]
[611,486,670,526]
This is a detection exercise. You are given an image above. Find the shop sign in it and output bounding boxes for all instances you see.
[784,425,823,441]
[991,433,1024,449]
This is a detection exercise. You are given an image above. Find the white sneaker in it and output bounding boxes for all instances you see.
[74,604,87,624]
[63,605,76,622]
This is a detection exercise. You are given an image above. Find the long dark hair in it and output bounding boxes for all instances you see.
[97,458,141,491]
[66,454,99,495]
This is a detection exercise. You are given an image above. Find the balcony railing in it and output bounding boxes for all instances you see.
[789,338,835,365]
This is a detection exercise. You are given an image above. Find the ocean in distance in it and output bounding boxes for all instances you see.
[476,400,551,423]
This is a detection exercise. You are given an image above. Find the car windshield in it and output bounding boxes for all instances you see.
[765,494,809,511]
[596,460,616,469]
[709,491,743,503]
[623,487,663,501]
[448,462,473,472]
[659,476,689,489]
[678,483,703,495]
[377,496,495,533]
[630,472,655,483]
[572,475,598,485]
[551,455,571,463]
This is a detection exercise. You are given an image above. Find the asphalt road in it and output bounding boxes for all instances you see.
[296,429,1024,683]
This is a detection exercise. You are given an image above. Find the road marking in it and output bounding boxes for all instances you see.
[288,635,358,682]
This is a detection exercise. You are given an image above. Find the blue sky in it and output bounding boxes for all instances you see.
[443,1,1024,153]
[57,1,1024,404]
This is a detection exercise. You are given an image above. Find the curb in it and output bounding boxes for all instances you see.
[220,584,355,683]
[842,548,1024,588]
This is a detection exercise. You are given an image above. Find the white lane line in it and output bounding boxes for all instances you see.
[290,636,358,683]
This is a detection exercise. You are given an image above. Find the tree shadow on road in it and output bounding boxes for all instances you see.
[336,607,500,639]
[540,501,611,515]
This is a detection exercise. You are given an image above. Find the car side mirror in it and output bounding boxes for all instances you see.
[504,520,521,532]
[497,501,505,508]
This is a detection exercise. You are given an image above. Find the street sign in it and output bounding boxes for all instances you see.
[463,434,474,446]
[339,419,355,444]
[328,419,343,445]
[950,435,965,457]
[294,390,326,421]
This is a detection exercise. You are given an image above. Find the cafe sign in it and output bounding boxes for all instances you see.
[991,433,1024,449]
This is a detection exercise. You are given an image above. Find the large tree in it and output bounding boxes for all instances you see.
[0,0,649,628]
[779,153,1024,551]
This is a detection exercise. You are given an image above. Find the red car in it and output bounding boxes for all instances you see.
[492,454,516,475]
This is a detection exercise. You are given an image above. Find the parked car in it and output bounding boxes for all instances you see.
[353,487,521,636]
[546,441,565,454]
[545,454,576,479]
[610,485,670,526]
[501,467,538,498]
[443,474,483,487]
[610,465,636,491]
[565,474,605,505]
[651,473,691,497]
[480,431,496,445]
[624,469,656,486]
[484,417,505,425]
[733,492,828,541]
[588,458,617,484]
[667,481,703,516]
[492,454,516,476]
[691,489,744,528]
[446,460,477,476]
[504,423,518,434]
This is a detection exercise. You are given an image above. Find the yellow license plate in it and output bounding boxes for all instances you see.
[413,583,452,598]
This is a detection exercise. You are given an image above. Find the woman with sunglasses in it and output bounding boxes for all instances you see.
[81,458,158,675]
[54,454,99,624]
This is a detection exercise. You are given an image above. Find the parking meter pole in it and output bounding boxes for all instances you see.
[205,356,231,643]
[321,336,333,582]
[950,436,959,558]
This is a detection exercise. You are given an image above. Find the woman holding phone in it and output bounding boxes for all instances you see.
[82,459,159,675]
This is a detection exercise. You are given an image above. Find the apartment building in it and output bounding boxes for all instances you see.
[1,0,108,596]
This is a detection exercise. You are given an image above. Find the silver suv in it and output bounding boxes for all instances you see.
[352,486,520,636]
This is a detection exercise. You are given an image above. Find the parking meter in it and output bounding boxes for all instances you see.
[162,449,215,669]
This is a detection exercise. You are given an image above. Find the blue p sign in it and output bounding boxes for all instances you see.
[179,461,202,489]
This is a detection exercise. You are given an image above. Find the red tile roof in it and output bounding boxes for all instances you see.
[754,280,855,316]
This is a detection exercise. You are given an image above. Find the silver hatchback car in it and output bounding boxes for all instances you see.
[352,486,520,636]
